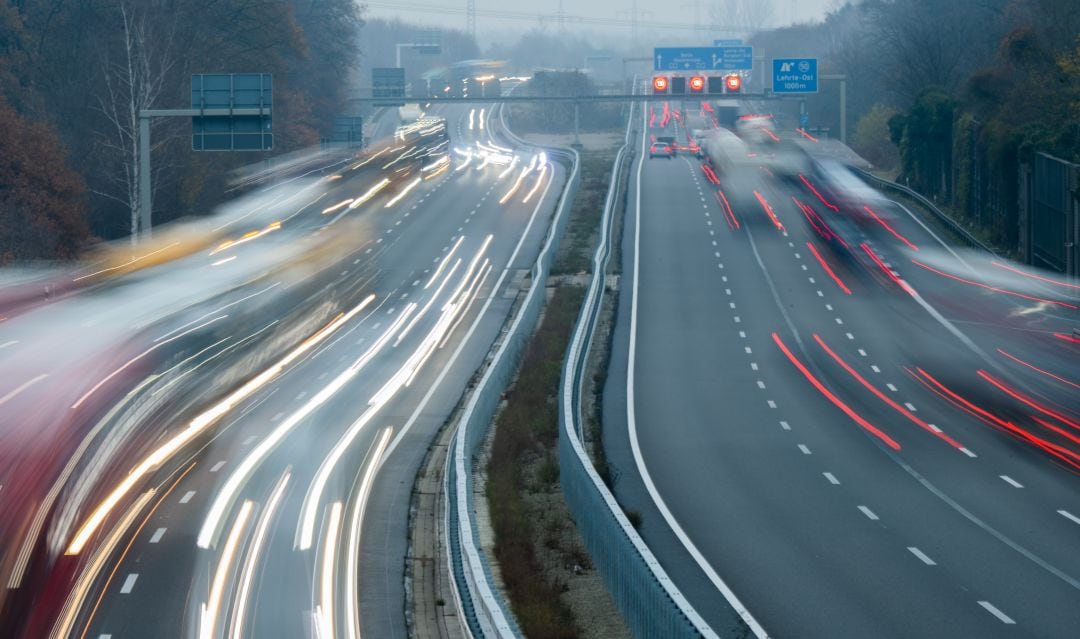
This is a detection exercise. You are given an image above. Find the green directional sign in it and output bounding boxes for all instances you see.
[373,67,406,106]
[191,73,272,151]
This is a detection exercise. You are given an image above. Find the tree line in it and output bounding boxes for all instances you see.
[751,0,1079,252]
[0,0,363,263]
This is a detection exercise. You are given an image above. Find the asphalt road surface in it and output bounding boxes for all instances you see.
[603,101,1080,638]
[7,102,565,639]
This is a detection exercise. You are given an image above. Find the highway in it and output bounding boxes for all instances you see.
[0,102,564,638]
[602,101,1080,638]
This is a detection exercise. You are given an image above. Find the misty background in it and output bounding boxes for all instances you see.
[0,0,1077,262]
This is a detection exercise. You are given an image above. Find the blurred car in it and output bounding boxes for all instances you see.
[650,136,677,159]
[735,114,778,145]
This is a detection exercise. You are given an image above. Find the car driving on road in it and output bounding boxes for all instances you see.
[650,135,677,159]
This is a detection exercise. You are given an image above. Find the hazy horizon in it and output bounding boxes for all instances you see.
[362,0,846,48]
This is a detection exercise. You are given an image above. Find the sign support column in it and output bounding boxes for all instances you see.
[138,114,152,242]
[821,73,847,143]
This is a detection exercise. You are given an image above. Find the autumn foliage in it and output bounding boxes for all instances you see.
[0,96,88,263]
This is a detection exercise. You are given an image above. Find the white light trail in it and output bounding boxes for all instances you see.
[229,473,289,639]
[499,164,533,204]
[349,179,391,209]
[199,501,254,639]
[384,177,422,208]
[322,199,355,214]
[455,150,473,172]
[206,302,414,550]
[316,502,344,639]
[522,164,549,204]
[498,157,519,180]
[64,296,372,556]
[426,235,465,288]
[397,259,461,346]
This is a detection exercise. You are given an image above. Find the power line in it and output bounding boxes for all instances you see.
[363,1,743,33]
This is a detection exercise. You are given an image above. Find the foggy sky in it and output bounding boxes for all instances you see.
[364,0,844,48]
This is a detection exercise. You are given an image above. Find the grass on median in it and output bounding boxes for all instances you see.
[487,285,586,639]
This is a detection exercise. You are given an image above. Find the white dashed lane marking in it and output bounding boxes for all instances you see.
[1059,510,1080,526]
[798,444,811,455]
[823,472,839,485]
[908,547,936,565]
[210,461,226,473]
[149,528,166,543]
[858,505,880,521]
[1000,475,1023,488]
[119,574,138,594]
[780,421,791,430]
[978,601,1016,624]
[179,491,196,504]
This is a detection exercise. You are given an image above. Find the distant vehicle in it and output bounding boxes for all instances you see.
[387,116,450,177]
[398,103,424,122]
[700,128,751,176]
[735,114,777,145]
[758,139,813,178]
[650,136,677,159]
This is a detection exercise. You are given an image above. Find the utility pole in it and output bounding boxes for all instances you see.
[617,1,652,52]
[466,0,476,41]
[681,0,703,33]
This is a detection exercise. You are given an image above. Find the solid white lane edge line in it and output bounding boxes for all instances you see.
[627,106,764,639]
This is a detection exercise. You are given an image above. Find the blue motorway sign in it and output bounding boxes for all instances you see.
[654,46,753,71]
[772,58,818,93]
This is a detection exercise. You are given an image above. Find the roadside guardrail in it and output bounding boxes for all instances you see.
[854,169,997,256]
[557,99,719,637]
[442,103,580,638]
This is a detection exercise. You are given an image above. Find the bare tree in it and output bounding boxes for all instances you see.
[709,0,775,34]
[869,0,999,102]
[92,2,176,245]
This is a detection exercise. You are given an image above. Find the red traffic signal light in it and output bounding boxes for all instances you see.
[652,75,668,93]
[725,74,742,93]
[689,76,705,92]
